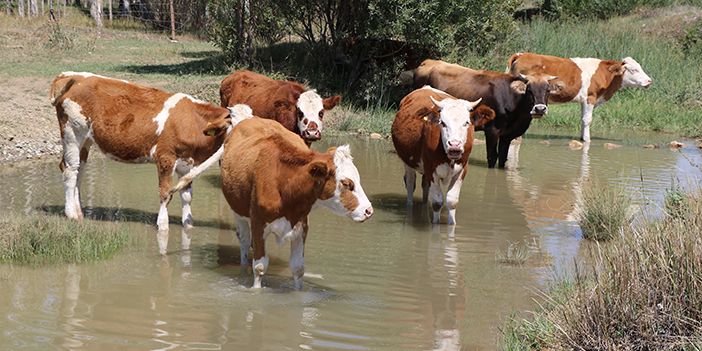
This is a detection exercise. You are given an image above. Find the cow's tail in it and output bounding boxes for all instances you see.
[505,53,522,74]
[49,74,78,106]
[168,144,224,196]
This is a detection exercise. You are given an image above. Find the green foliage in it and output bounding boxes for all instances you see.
[542,0,700,20]
[0,212,142,266]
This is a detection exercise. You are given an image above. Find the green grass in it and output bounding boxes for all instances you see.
[0,212,142,265]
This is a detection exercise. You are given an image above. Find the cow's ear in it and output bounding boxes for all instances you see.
[609,64,626,76]
[307,160,330,180]
[510,80,527,95]
[203,118,231,137]
[274,99,292,112]
[323,95,341,110]
[550,80,566,93]
[470,106,496,127]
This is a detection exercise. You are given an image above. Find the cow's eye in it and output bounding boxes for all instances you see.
[318,111,324,119]
[339,179,355,191]
[297,111,304,120]
[439,120,446,127]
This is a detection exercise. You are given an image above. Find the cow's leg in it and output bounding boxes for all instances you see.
[251,219,268,289]
[175,164,194,229]
[484,127,499,168]
[156,159,175,255]
[403,165,416,205]
[422,174,430,204]
[497,137,511,169]
[580,102,595,143]
[61,133,89,220]
[234,213,252,273]
[428,175,444,223]
[289,218,308,290]
[444,174,464,225]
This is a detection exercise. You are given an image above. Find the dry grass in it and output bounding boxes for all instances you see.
[501,189,702,350]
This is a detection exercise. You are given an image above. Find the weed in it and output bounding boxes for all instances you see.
[496,241,534,265]
[665,177,689,220]
[576,181,635,241]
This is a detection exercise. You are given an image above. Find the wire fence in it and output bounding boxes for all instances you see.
[2,0,208,35]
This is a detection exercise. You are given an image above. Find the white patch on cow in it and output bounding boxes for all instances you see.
[59,71,131,84]
[570,58,601,104]
[227,104,254,134]
[315,145,373,222]
[60,99,92,220]
[153,93,188,136]
[296,90,324,134]
[150,145,157,158]
[431,96,480,158]
[173,158,194,176]
[264,217,297,246]
[621,57,652,88]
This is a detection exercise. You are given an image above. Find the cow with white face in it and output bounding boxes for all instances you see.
[170,116,373,289]
[392,86,495,224]
[507,52,653,142]
[219,70,341,146]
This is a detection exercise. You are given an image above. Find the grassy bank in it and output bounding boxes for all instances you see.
[501,185,702,350]
[0,212,142,265]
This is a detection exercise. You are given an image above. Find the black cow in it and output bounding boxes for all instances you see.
[414,59,556,169]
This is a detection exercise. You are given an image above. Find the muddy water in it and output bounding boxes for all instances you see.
[1,127,701,350]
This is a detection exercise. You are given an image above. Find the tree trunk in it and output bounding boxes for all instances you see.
[169,0,175,40]
[30,0,37,16]
[18,0,25,17]
[108,0,112,20]
[91,0,102,30]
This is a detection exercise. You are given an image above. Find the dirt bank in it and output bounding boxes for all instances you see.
[0,75,62,163]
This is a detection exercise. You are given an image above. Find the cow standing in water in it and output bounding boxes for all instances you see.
[414,59,556,169]
[506,52,652,142]
[171,117,373,289]
[392,86,495,224]
[219,70,341,146]
[50,72,248,254]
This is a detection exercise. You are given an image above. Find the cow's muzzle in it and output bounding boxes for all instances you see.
[301,129,321,141]
[531,104,548,118]
[446,140,463,159]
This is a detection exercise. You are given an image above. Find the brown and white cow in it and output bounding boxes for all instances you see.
[392,86,495,224]
[219,70,341,145]
[506,52,652,142]
[414,59,556,169]
[50,72,250,254]
[172,116,373,289]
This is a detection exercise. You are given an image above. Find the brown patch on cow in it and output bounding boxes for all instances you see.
[669,141,686,149]
[339,178,359,212]
[507,52,583,103]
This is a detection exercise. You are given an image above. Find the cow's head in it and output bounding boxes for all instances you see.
[296,90,341,142]
[621,57,652,88]
[430,96,483,160]
[512,74,557,119]
[317,145,373,222]
[202,104,254,137]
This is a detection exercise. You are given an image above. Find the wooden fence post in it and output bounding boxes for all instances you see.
[170,0,175,41]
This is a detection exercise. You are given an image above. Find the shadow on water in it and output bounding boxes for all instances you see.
[34,205,233,230]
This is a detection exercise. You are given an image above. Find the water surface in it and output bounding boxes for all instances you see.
[1,126,700,350]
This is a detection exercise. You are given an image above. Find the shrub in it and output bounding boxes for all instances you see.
[665,179,689,220]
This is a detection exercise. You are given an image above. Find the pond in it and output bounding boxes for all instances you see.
[1,126,700,350]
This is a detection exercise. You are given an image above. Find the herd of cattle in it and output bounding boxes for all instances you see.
[48,52,652,289]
